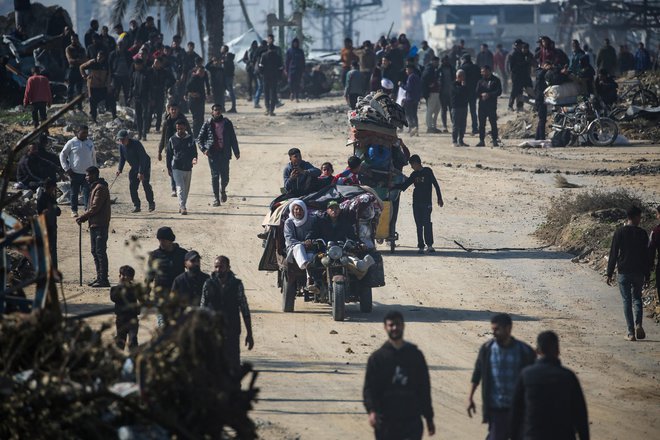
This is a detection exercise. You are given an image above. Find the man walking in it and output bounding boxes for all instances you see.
[475,66,502,147]
[467,313,536,440]
[158,101,191,196]
[60,125,96,217]
[146,227,188,327]
[130,58,152,141]
[23,66,52,128]
[167,119,198,215]
[344,60,364,110]
[451,70,469,147]
[400,63,422,136]
[201,255,254,376]
[259,35,284,117]
[395,154,443,254]
[196,104,240,207]
[363,311,435,440]
[510,331,590,440]
[422,56,441,133]
[76,166,111,288]
[607,206,650,341]
[438,55,455,134]
[170,250,209,318]
[115,129,155,213]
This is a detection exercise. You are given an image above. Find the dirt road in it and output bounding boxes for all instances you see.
[56,97,659,439]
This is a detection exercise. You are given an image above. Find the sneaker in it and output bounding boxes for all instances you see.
[227,108,237,113]
[475,141,486,147]
[270,112,276,116]
[212,199,221,207]
[459,141,470,147]
[221,191,227,203]
[71,210,79,218]
[254,104,262,109]
[635,325,646,340]
[492,140,499,147]
[181,209,188,215]
[170,191,177,197]
[625,334,637,341]
[142,134,147,141]
[87,279,98,286]
[131,206,141,213]
[257,231,268,239]
[471,130,479,135]
[148,204,155,212]
[426,246,436,253]
[442,128,449,133]
[452,142,459,147]
[264,110,270,115]
[91,280,111,288]
[276,101,285,108]
[417,248,424,254]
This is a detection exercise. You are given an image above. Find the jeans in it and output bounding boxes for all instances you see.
[375,417,423,440]
[403,100,419,129]
[89,87,116,122]
[509,79,525,109]
[31,102,47,127]
[112,75,131,105]
[208,155,230,200]
[225,76,236,110]
[617,273,644,335]
[172,169,192,210]
[289,73,302,100]
[69,172,89,212]
[254,75,263,106]
[90,226,109,283]
[440,92,451,129]
[478,104,498,142]
[413,203,433,248]
[452,107,468,143]
[148,95,165,132]
[264,79,278,113]
[134,100,150,138]
[425,93,440,130]
[487,408,511,440]
[468,96,478,133]
[128,169,154,208]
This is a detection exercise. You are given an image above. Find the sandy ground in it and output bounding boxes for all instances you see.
[53,96,659,439]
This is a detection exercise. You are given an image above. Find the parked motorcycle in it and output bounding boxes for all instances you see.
[551,98,618,146]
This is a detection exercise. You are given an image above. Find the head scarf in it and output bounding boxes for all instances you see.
[290,199,308,227]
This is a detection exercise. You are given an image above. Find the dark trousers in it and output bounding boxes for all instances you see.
[31,102,47,127]
[69,172,90,212]
[535,103,547,140]
[468,96,478,133]
[148,95,165,132]
[213,88,226,111]
[341,66,350,87]
[223,333,241,376]
[289,73,302,100]
[389,194,401,238]
[487,408,511,440]
[90,226,109,283]
[403,100,419,129]
[375,417,423,440]
[509,80,525,109]
[115,315,138,350]
[48,227,58,269]
[208,155,230,200]
[189,97,205,137]
[112,75,130,105]
[348,93,360,109]
[452,107,468,143]
[440,92,451,128]
[478,105,498,142]
[412,203,433,248]
[247,70,256,99]
[128,169,154,208]
[134,100,151,138]
[89,87,116,122]
[264,79,279,113]
[67,69,84,109]
[618,273,644,335]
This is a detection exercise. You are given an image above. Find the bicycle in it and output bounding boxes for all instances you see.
[618,76,658,107]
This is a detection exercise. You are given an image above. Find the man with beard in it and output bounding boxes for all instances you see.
[201,255,254,376]
[363,311,435,440]
[170,251,209,318]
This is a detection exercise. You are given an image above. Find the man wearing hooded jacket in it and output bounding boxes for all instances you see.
[196,104,240,207]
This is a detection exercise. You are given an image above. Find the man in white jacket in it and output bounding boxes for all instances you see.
[59,125,97,216]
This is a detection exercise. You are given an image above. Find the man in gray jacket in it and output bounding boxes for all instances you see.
[167,120,198,215]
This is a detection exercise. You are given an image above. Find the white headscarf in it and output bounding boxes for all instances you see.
[290,199,308,227]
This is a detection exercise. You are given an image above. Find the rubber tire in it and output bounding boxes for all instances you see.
[282,271,296,313]
[359,285,373,313]
[631,89,659,107]
[587,118,618,146]
[332,281,346,321]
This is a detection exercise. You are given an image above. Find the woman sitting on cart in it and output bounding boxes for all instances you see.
[284,200,318,292]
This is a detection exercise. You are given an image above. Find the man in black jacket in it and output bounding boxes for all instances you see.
[534,62,552,141]
[205,56,226,111]
[130,59,151,140]
[468,313,536,440]
[421,57,441,133]
[475,66,502,147]
[607,206,650,341]
[196,104,240,206]
[259,35,284,116]
[146,227,188,327]
[451,70,470,147]
[167,120,198,214]
[363,311,435,440]
[510,331,589,440]
[459,54,481,135]
[149,57,176,133]
[170,250,209,318]
[115,130,155,213]
[200,255,254,376]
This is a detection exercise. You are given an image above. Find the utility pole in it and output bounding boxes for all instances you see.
[278,0,285,51]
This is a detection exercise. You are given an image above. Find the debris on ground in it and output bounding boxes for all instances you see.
[554,175,581,188]
[500,111,542,139]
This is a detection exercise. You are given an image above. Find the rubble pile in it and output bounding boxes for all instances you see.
[500,111,542,139]
[618,118,660,144]
[0,309,259,439]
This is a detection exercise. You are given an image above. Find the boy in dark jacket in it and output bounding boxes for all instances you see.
[196,104,240,206]
[394,155,443,254]
[167,120,198,214]
[451,69,470,146]
[110,265,140,350]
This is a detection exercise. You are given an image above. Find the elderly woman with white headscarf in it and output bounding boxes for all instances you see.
[284,200,316,270]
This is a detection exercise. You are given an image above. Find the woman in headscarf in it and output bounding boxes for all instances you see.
[283,200,316,270]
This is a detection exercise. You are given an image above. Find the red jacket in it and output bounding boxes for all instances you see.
[23,74,53,107]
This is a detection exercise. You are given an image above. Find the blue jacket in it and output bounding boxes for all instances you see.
[402,71,422,102]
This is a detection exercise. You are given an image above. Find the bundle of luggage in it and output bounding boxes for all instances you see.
[348,91,408,136]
